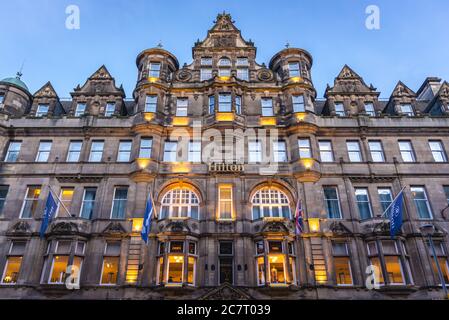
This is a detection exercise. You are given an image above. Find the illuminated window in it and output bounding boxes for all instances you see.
[139,138,153,159]
[334,103,345,116]
[111,187,128,219]
[117,140,132,162]
[248,140,262,163]
[105,102,115,117]
[4,141,21,162]
[218,93,232,112]
[145,95,157,113]
[427,241,449,285]
[36,104,49,117]
[411,186,433,219]
[400,104,414,116]
[0,185,9,216]
[163,141,178,162]
[219,241,233,284]
[101,242,121,285]
[368,141,385,162]
[188,141,201,163]
[1,242,25,284]
[347,141,362,162]
[88,140,104,162]
[251,187,291,219]
[157,240,197,286]
[298,138,312,159]
[176,98,188,116]
[367,240,411,286]
[148,62,161,78]
[333,242,353,286]
[319,141,334,162]
[364,103,376,116]
[273,140,287,162]
[323,186,342,219]
[75,103,86,117]
[378,188,393,214]
[80,187,96,219]
[292,95,305,113]
[429,140,447,162]
[36,141,52,162]
[20,186,41,219]
[160,187,200,220]
[200,68,212,81]
[355,188,373,220]
[56,187,74,217]
[67,140,82,162]
[399,141,416,162]
[261,98,273,116]
[47,241,83,285]
[218,185,233,220]
[288,62,300,77]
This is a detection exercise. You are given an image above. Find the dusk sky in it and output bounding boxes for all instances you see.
[1,0,448,99]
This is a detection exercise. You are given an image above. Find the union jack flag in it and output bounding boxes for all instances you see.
[295,199,304,235]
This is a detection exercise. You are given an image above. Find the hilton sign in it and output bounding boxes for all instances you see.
[208,163,244,173]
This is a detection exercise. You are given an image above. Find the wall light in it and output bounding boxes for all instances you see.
[308,218,320,233]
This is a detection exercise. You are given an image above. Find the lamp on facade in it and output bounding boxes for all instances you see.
[420,224,449,299]
[308,218,320,233]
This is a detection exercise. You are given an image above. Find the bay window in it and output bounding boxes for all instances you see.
[148,62,161,78]
[43,240,84,285]
[426,241,449,285]
[298,138,312,159]
[139,138,153,158]
[218,93,232,112]
[157,240,197,286]
[145,95,157,113]
[292,95,305,113]
[288,62,300,77]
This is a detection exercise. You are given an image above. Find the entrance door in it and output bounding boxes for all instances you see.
[219,257,233,284]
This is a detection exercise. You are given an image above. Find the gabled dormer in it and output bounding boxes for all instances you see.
[384,81,417,116]
[70,65,127,117]
[425,81,449,116]
[31,81,65,117]
[323,65,379,117]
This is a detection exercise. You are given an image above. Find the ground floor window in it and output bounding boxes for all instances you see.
[255,239,296,286]
[157,240,197,286]
[1,241,26,284]
[100,242,121,285]
[427,240,449,285]
[332,242,353,286]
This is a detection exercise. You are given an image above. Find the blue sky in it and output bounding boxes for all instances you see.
[1,0,448,99]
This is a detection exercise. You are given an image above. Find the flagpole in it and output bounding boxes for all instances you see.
[380,186,406,218]
[48,185,72,218]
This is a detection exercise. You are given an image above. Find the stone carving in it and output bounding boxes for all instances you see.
[200,283,252,300]
[8,221,31,234]
[257,69,273,82]
[329,221,353,235]
[213,36,235,47]
[51,222,79,234]
[176,69,192,82]
[261,221,289,233]
[102,222,127,235]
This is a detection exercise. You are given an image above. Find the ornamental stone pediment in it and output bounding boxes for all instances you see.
[7,221,32,235]
[199,283,253,300]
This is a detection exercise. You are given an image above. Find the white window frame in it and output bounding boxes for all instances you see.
[117,140,132,162]
[347,141,362,162]
[429,140,447,162]
[364,102,376,116]
[319,141,334,162]
[67,141,82,162]
[400,104,414,116]
[261,98,274,117]
[36,104,49,117]
[35,141,52,162]
[145,95,157,113]
[251,188,291,220]
[324,186,342,219]
[369,141,385,162]
[355,188,373,220]
[4,141,21,162]
[188,141,201,163]
[292,95,305,113]
[19,186,41,219]
[218,94,232,112]
[399,141,416,163]
[218,185,233,221]
[237,68,249,81]
[288,62,301,77]
[79,187,96,219]
[298,138,312,159]
[139,138,153,159]
[334,103,346,117]
[273,141,287,163]
[248,141,262,163]
[105,102,115,117]
[110,187,128,219]
[149,62,161,78]
[160,188,200,220]
[75,103,86,117]
[89,140,104,162]
[176,98,188,116]
[411,186,433,220]
[200,68,213,81]
[163,141,178,162]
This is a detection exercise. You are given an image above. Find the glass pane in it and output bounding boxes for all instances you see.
[49,256,69,283]
[168,256,184,283]
[101,257,119,284]
[384,256,405,284]
[334,257,353,285]
[2,257,22,284]
[268,255,285,283]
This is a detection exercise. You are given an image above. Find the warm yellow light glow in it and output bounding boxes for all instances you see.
[216,112,235,122]
[301,158,314,170]
[136,158,151,170]
[172,162,191,173]
[132,218,144,232]
[218,76,230,81]
[290,76,303,83]
[260,117,277,126]
[172,116,189,126]
[147,77,159,83]
[295,112,307,121]
[315,271,327,283]
[144,112,155,121]
[308,218,320,233]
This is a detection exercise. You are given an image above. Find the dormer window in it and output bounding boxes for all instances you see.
[75,103,86,117]
[105,103,115,117]
[400,104,414,116]
[236,57,248,66]
[364,103,376,116]
[36,104,49,117]
[149,62,161,78]
[288,62,301,78]
[334,103,345,117]
[200,57,212,66]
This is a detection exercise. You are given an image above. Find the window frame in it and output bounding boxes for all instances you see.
[411,186,433,220]
[139,138,153,159]
[36,104,49,117]
[218,185,233,221]
[176,98,188,117]
[4,141,21,162]
[261,98,274,117]
[117,140,132,162]
[355,187,373,220]
[398,141,416,163]
[368,140,385,163]
[110,187,128,220]
[66,140,82,162]
[429,140,447,163]
[347,141,363,163]
[323,186,342,219]
[35,141,52,162]
[88,140,104,162]
[145,95,157,113]
[319,140,334,163]
[79,187,96,220]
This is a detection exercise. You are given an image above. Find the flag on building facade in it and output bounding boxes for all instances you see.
[295,199,304,235]
[389,189,405,239]
[141,193,154,244]
[39,191,58,238]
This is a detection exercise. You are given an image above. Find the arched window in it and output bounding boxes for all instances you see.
[218,57,231,77]
[160,187,200,220]
[251,187,291,219]
[218,57,231,66]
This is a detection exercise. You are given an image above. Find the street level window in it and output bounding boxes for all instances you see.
[332,242,353,286]
[251,187,291,219]
[45,240,84,285]
[1,241,26,284]
[101,242,121,285]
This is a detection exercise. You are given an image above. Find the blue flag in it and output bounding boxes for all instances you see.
[141,195,154,244]
[40,192,58,238]
[389,190,404,239]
